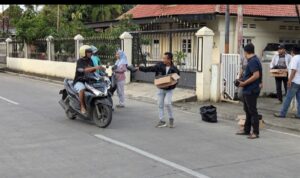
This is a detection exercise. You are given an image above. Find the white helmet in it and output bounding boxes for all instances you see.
[79,45,92,58]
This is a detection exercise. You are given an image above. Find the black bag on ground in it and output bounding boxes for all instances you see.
[200,105,218,123]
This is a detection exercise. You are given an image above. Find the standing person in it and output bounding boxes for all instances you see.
[236,43,262,139]
[137,52,180,128]
[270,44,292,103]
[90,45,105,75]
[113,50,128,108]
[274,45,300,118]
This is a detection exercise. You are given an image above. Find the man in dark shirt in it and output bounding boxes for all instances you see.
[137,52,180,128]
[73,47,105,114]
[236,43,262,139]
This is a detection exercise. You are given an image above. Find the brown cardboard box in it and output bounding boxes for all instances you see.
[154,73,180,88]
[237,115,264,130]
[270,69,288,77]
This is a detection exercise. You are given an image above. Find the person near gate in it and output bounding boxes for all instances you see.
[270,44,292,103]
[113,50,128,108]
[274,45,300,118]
[136,52,180,128]
[236,43,262,139]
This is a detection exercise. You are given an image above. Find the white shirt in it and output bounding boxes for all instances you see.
[270,53,292,69]
[166,66,170,75]
[290,55,300,84]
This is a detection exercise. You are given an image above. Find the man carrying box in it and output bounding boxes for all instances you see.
[270,44,292,103]
[137,52,180,128]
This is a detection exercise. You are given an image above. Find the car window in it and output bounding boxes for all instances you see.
[264,43,280,51]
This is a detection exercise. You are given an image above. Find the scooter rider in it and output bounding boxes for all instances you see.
[73,45,106,114]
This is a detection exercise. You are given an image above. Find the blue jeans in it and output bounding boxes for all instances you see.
[157,89,174,121]
[280,82,300,117]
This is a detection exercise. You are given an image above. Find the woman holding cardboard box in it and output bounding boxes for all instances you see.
[270,44,292,103]
[137,52,180,128]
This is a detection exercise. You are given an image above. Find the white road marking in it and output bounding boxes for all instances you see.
[0,96,19,105]
[94,134,210,178]
[266,129,300,138]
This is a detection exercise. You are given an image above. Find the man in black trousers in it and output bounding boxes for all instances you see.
[236,43,262,139]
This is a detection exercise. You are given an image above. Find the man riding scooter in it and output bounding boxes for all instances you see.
[73,45,106,114]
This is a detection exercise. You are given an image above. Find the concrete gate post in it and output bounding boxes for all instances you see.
[46,35,54,61]
[195,27,215,101]
[74,34,84,60]
[120,32,133,84]
[5,38,12,59]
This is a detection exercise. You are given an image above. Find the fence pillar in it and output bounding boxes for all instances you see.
[195,27,215,101]
[46,35,54,61]
[5,38,12,59]
[74,34,84,60]
[120,32,133,84]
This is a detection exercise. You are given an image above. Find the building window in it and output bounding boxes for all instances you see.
[243,24,248,28]
[249,24,256,29]
[152,39,160,59]
[288,26,294,30]
[295,26,300,30]
[242,37,253,48]
[279,25,287,30]
[182,39,192,53]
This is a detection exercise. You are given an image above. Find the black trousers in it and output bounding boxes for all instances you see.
[275,77,288,101]
[243,93,259,135]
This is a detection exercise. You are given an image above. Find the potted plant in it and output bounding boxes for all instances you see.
[174,51,187,70]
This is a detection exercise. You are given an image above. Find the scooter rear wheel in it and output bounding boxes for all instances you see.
[93,104,112,128]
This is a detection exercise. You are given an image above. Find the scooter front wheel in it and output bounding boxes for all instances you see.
[93,104,112,128]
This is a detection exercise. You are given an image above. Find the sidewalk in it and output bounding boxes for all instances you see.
[124,82,300,132]
[173,97,300,132]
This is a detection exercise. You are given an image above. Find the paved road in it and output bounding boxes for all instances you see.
[1,73,300,178]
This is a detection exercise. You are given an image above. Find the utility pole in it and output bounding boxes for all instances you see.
[57,5,60,32]
[236,5,243,56]
[225,4,230,53]
[2,5,4,33]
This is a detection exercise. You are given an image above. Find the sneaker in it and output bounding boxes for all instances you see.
[156,121,167,128]
[274,113,285,118]
[116,104,125,108]
[169,118,174,128]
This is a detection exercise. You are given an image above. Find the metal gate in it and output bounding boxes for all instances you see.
[220,53,240,100]
[129,29,198,89]
[0,42,6,64]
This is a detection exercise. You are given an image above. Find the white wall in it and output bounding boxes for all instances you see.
[7,57,76,79]
[7,57,113,79]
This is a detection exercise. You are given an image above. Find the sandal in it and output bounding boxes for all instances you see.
[247,134,259,139]
[236,131,250,135]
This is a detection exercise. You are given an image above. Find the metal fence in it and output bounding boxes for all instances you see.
[54,38,76,62]
[131,28,198,71]
[27,39,47,60]
[83,35,121,65]
[220,53,240,100]
[0,42,6,64]
[9,41,25,58]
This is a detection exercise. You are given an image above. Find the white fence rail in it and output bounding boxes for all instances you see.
[220,53,240,100]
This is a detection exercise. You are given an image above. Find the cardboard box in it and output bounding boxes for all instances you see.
[237,115,265,129]
[154,73,180,88]
[270,69,288,77]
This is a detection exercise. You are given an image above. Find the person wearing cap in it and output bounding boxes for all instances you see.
[236,43,262,139]
[274,45,300,118]
[136,52,180,128]
[73,46,105,114]
[270,44,292,103]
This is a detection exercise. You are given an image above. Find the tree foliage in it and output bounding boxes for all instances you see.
[10,4,137,42]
